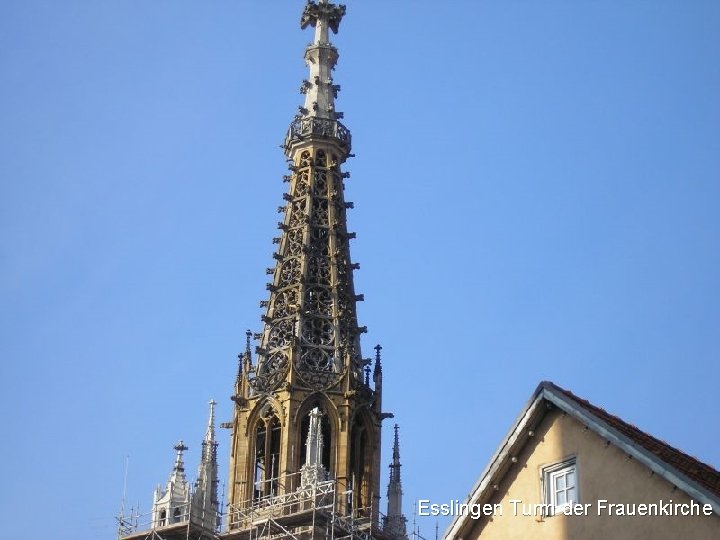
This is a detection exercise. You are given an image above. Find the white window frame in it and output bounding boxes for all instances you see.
[543,457,578,515]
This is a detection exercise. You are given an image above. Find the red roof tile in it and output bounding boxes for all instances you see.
[546,382,720,498]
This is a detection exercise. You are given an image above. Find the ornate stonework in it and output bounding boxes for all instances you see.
[226,1,391,532]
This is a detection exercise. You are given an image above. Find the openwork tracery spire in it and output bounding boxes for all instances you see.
[120,2,408,538]
[226,2,398,533]
[249,0,362,392]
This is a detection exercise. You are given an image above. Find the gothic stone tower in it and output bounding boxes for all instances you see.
[226,0,390,533]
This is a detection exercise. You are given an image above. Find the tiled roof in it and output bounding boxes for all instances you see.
[546,381,720,498]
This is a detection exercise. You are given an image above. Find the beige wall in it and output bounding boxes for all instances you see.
[458,409,719,540]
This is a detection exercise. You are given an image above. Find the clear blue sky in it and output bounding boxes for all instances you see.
[1,1,719,539]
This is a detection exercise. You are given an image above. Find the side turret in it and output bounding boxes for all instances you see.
[149,402,220,532]
[151,442,191,528]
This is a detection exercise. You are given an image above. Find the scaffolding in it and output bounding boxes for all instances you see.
[225,471,384,540]
[117,498,222,540]
[118,470,387,540]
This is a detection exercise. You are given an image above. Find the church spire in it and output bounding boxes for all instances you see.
[383,425,408,539]
[227,2,387,529]
[250,0,359,393]
[192,400,219,530]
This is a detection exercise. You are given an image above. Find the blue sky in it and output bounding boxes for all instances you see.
[1,1,719,539]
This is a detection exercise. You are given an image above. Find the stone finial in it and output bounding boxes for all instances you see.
[374,344,383,376]
[301,0,346,36]
[173,441,188,475]
[300,407,329,486]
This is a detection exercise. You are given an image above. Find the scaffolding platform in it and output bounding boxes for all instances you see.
[224,472,380,540]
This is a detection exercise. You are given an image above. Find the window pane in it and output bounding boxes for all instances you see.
[544,460,578,509]
[567,470,575,487]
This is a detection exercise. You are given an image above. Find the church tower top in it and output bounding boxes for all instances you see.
[226,1,402,534]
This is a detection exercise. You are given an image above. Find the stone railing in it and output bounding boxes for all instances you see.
[284,116,352,154]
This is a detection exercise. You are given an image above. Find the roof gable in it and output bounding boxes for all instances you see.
[444,381,720,539]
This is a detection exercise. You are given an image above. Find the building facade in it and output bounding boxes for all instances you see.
[444,382,720,540]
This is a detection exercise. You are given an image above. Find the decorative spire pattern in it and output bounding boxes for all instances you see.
[225,2,393,530]
[383,425,408,539]
[250,0,364,392]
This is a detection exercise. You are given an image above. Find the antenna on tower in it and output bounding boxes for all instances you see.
[412,500,417,538]
[120,455,129,515]
[117,455,130,534]
[219,480,226,529]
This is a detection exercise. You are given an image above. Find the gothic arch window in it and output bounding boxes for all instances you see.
[173,507,181,522]
[299,150,312,168]
[298,403,332,473]
[349,415,370,514]
[315,150,327,168]
[159,509,167,527]
[253,414,281,499]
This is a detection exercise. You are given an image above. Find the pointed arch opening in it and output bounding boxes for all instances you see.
[349,412,372,515]
[295,396,338,480]
[299,406,331,472]
[252,414,281,500]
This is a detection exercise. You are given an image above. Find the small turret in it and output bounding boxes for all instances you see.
[152,441,191,528]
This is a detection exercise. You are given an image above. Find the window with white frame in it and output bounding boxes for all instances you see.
[543,458,577,513]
